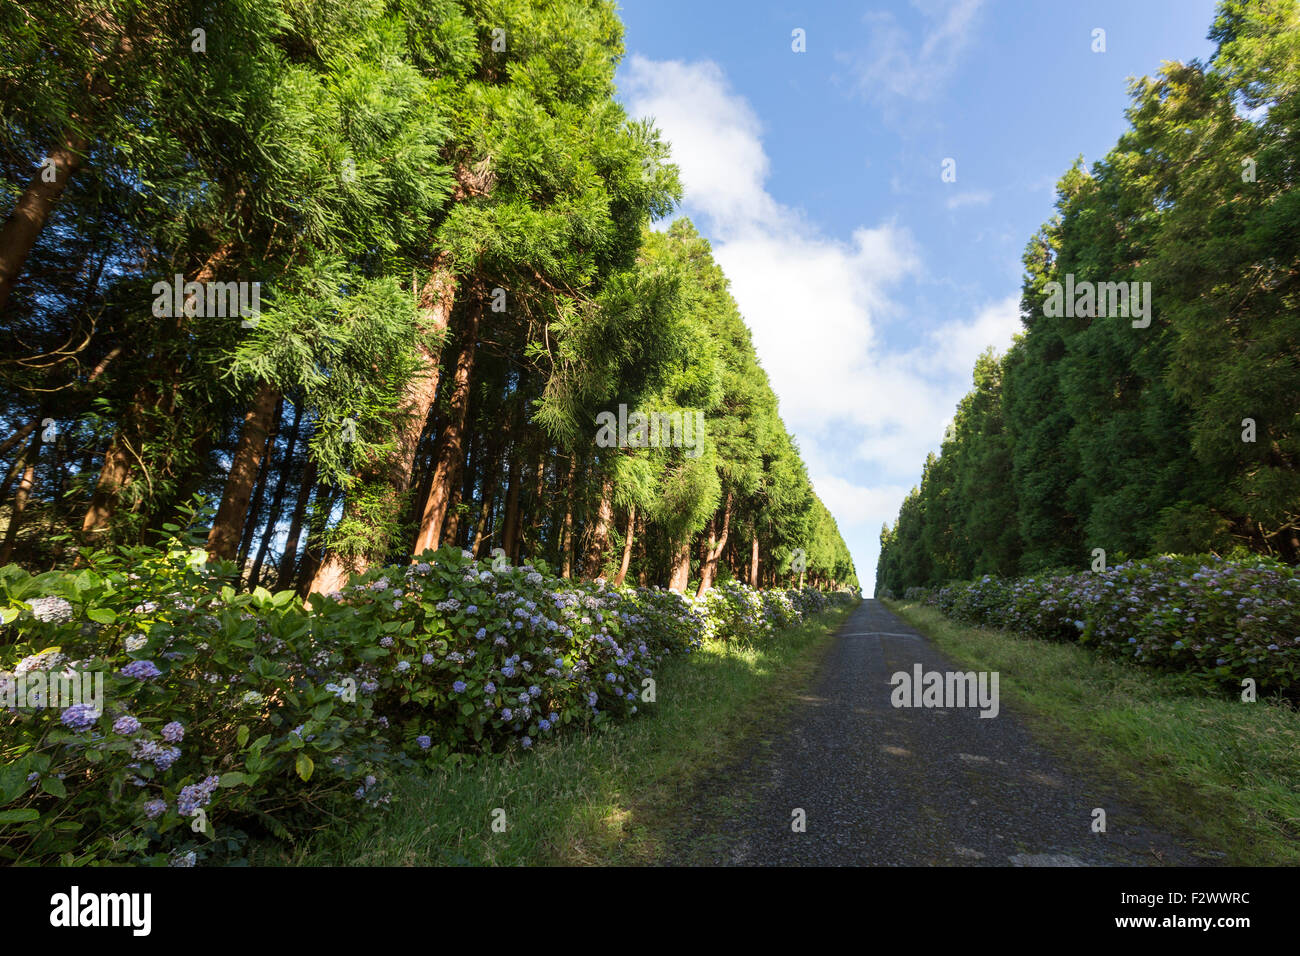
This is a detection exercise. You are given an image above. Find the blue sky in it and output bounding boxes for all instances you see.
[613,0,1221,590]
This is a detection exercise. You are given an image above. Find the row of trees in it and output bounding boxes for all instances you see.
[0,0,857,595]
[878,0,1299,594]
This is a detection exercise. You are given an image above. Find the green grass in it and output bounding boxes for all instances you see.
[252,603,854,866]
[883,599,1300,866]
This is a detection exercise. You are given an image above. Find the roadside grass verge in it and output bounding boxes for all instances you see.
[883,599,1300,865]
[253,603,854,866]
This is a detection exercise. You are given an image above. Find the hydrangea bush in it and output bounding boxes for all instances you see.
[918,555,1300,695]
[0,542,401,867]
[1,535,857,865]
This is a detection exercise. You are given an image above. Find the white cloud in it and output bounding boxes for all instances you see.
[843,0,985,107]
[924,293,1023,375]
[621,54,1015,590]
[946,189,993,209]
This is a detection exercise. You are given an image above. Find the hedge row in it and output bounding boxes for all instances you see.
[0,537,857,865]
[894,555,1299,695]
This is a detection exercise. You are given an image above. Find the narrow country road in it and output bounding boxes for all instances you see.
[670,599,1212,866]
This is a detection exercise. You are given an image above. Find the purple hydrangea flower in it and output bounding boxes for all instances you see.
[120,660,162,680]
[177,775,220,815]
[60,703,99,730]
[161,721,185,743]
[112,714,142,735]
[416,735,432,749]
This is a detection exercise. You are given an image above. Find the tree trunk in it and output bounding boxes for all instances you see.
[309,260,456,594]
[236,402,280,576]
[209,382,281,561]
[559,454,578,578]
[583,473,615,579]
[528,451,546,551]
[614,504,636,586]
[278,456,316,589]
[0,425,38,507]
[250,401,302,588]
[0,129,88,314]
[472,474,497,558]
[0,421,36,462]
[446,425,480,548]
[442,474,463,546]
[413,291,480,556]
[471,428,504,558]
[501,440,522,562]
[296,481,338,597]
[667,539,692,593]
[749,532,759,588]
[0,421,44,564]
[511,463,527,563]
[697,491,733,596]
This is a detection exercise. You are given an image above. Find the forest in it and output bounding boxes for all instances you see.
[877,0,1299,595]
[0,0,858,597]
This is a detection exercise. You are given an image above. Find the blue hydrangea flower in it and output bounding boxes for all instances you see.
[416,735,432,749]
[112,714,141,735]
[60,703,99,730]
[452,680,467,694]
[161,721,185,743]
[120,660,162,680]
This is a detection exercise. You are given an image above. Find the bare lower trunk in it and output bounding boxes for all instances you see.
[749,532,759,588]
[510,466,526,562]
[502,444,522,562]
[0,422,44,564]
[472,431,504,558]
[526,452,546,555]
[583,473,615,579]
[667,539,692,593]
[209,382,280,561]
[413,290,480,556]
[277,457,316,588]
[442,477,463,546]
[250,402,302,588]
[297,482,338,596]
[613,505,635,586]
[559,455,577,578]
[696,491,733,596]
